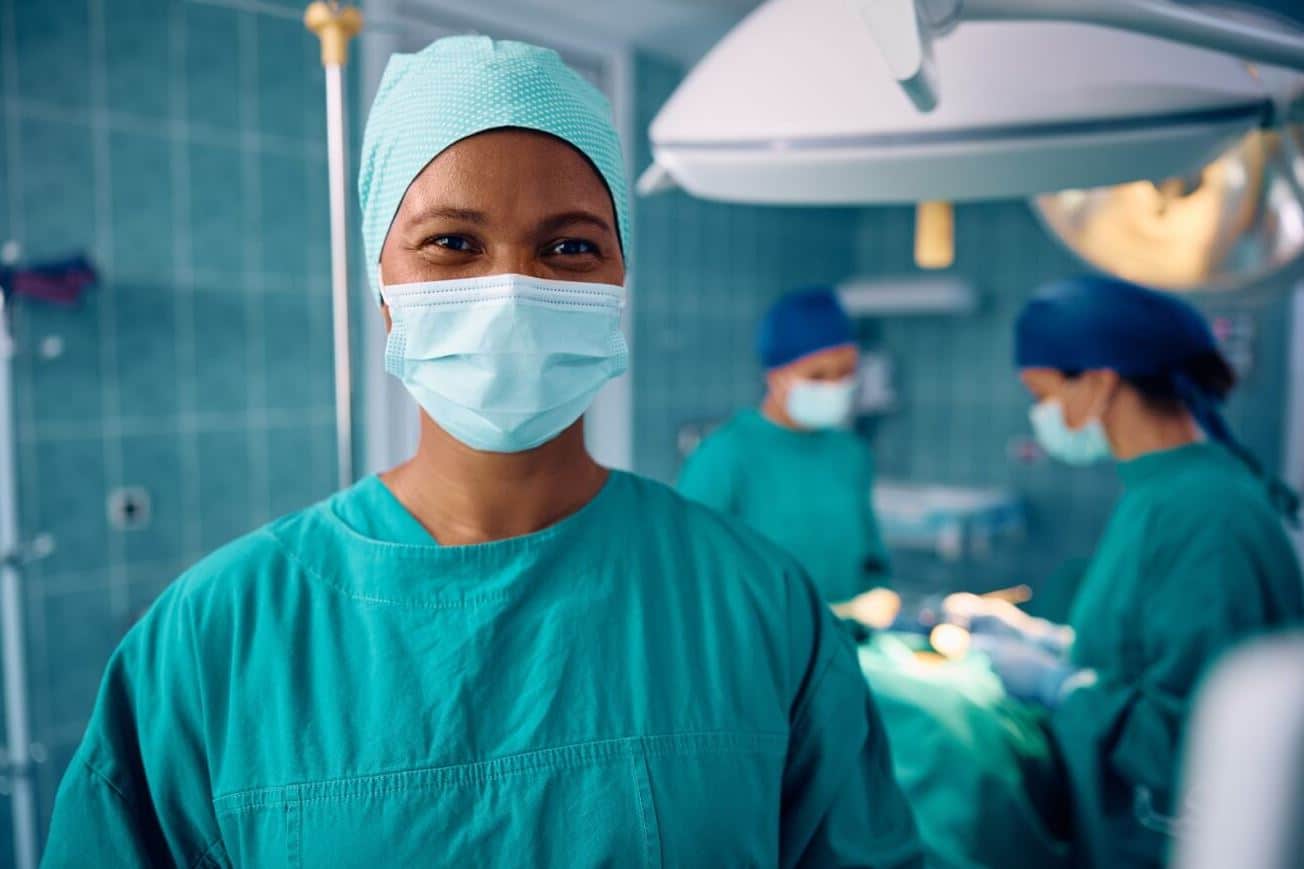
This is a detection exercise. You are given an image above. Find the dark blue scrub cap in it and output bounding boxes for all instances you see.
[1015,276,1218,377]
[1016,275,1297,520]
[756,287,854,370]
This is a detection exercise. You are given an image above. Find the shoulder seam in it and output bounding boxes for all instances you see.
[80,757,132,806]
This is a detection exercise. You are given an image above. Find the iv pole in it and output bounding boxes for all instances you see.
[305,2,363,488]
[0,291,36,869]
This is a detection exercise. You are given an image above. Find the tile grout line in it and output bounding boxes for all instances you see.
[170,0,203,558]
[6,98,327,161]
[32,556,200,600]
[238,11,272,528]
[87,0,129,621]
[19,406,338,442]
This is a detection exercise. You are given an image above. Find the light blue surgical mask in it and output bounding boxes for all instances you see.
[382,272,628,453]
[1029,399,1112,466]
[786,377,857,430]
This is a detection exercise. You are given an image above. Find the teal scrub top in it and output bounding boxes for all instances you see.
[1051,443,1304,868]
[678,409,891,603]
[43,472,922,868]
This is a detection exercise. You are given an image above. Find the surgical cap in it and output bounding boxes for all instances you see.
[1015,275,1218,377]
[757,287,854,369]
[358,36,630,301]
[1016,274,1298,520]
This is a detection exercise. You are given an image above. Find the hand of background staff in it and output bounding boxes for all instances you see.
[832,588,902,630]
[943,593,1075,656]
[969,634,1077,708]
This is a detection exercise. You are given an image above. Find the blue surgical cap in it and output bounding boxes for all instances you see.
[756,287,854,369]
[358,36,630,301]
[1016,274,1298,520]
[1015,275,1218,377]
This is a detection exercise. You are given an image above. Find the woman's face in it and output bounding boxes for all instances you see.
[1021,367,1118,430]
[378,128,624,290]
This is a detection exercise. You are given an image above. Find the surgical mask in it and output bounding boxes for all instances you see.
[786,377,857,429]
[381,272,628,453]
[1029,399,1111,466]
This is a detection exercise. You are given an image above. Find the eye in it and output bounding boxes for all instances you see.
[545,238,598,257]
[426,235,477,253]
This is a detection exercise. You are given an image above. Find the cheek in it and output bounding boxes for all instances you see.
[1059,384,1095,430]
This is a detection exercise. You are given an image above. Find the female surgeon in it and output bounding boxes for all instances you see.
[952,275,1303,869]
[41,36,922,867]
[678,287,894,614]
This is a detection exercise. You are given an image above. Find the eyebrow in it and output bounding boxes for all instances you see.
[409,206,489,224]
[536,210,615,236]
[407,206,615,236]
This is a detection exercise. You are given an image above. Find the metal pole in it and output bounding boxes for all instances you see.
[305,2,363,488]
[324,63,353,488]
[0,294,37,869]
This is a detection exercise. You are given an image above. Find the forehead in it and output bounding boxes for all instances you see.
[1020,367,1064,394]
[787,344,858,371]
[397,128,615,218]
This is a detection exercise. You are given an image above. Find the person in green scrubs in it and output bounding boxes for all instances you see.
[41,37,922,868]
[953,275,1303,868]
[678,288,893,612]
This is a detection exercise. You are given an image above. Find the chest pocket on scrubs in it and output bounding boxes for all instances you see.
[211,733,786,867]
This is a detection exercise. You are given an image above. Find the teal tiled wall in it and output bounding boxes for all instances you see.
[631,53,861,482]
[1,0,340,847]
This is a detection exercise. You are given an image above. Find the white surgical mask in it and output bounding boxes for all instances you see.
[786,377,857,429]
[1029,399,1111,466]
[382,271,628,453]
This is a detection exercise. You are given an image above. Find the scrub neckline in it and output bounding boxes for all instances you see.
[1116,441,1227,489]
[270,469,628,609]
[330,469,622,552]
[350,475,441,545]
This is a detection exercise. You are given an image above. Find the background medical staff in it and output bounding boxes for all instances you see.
[679,287,893,610]
[952,275,1304,869]
[40,37,922,867]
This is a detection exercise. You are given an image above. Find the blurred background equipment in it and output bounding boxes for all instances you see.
[873,482,1025,562]
[1173,633,1304,869]
[641,0,1304,294]
[1036,124,1304,292]
[641,0,1304,205]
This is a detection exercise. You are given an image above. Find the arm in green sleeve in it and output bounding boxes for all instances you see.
[42,588,225,867]
[1105,538,1271,800]
[780,572,923,869]
[41,758,160,869]
[677,434,739,516]
[1052,532,1282,863]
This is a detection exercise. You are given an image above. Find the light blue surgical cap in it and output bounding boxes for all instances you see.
[358,35,631,301]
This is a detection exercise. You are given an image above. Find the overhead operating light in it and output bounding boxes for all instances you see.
[639,0,1304,205]
[1034,125,1304,292]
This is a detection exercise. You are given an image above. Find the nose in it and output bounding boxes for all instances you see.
[492,245,548,280]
